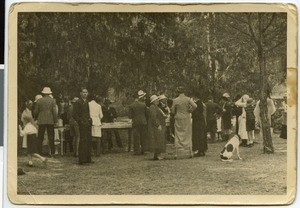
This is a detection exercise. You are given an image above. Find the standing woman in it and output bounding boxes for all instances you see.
[220,93,232,141]
[191,91,207,157]
[148,95,167,160]
[21,100,36,149]
[89,95,103,156]
[235,94,249,146]
[171,86,197,159]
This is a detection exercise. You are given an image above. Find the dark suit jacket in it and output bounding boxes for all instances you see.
[205,101,222,121]
[128,100,147,126]
[102,105,117,123]
[34,96,57,125]
[73,98,92,126]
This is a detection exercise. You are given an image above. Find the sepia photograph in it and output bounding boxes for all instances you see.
[7,3,297,205]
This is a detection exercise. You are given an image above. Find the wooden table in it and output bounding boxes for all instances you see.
[101,122,133,152]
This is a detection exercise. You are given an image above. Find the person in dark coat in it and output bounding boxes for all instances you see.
[192,92,207,156]
[33,87,58,156]
[128,90,148,155]
[73,87,93,165]
[205,96,222,143]
[102,98,123,150]
[221,93,233,141]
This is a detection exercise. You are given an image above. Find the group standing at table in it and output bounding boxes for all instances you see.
[19,85,282,166]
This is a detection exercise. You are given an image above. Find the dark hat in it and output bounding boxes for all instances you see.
[247,98,255,105]
[177,86,185,94]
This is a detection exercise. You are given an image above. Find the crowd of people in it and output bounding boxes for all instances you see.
[19,86,287,167]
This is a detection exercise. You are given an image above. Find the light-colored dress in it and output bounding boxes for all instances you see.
[235,97,248,140]
[171,94,197,148]
[21,108,35,148]
[89,100,103,137]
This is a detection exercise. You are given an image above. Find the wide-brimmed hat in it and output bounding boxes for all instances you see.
[247,98,255,105]
[34,94,43,102]
[150,95,159,103]
[71,97,79,103]
[158,94,167,101]
[41,87,52,94]
[222,93,230,98]
[138,90,146,98]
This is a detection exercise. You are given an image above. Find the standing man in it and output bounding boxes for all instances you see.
[34,87,57,156]
[205,96,222,143]
[102,98,123,151]
[128,90,148,155]
[68,97,80,157]
[73,87,93,165]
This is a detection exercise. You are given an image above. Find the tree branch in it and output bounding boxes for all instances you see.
[265,39,286,53]
[246,14,258,44]
[262,13,276,34]
[228,24,252,39]
[223,13,248,25]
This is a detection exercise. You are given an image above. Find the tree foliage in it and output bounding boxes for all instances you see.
[18,13,286,112]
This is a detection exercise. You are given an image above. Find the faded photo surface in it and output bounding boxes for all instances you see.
[7,3,296,205]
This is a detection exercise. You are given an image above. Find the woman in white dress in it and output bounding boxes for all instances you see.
[235,94,249,146]
[89,95,103,156]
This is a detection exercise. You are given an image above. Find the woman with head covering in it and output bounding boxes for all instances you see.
[148,95,167,160]
[235,94,249,146]
[220,93,232,141]
[171,86,197,159]
[158,94,171,142]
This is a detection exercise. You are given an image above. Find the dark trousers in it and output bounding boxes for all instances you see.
[107,130,123,149]
[64,130,74,153]
[78,125,92,163]
[133,124,147,154]
[38,124,55,155]
[207,119,217,141]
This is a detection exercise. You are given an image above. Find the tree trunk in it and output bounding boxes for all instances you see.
[257,14,274,154]
[206,13,217,98]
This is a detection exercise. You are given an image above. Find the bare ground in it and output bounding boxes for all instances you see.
[17,132,287,195]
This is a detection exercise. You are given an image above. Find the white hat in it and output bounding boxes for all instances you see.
[242,94,249,101]
[150,95,159,103]
[222,93,230,98]
[158,94,167,101]
[41,87,52,94]
[138,90,146,98]
[34,94,43,102]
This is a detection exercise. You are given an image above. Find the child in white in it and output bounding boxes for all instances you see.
[19,115,47,167]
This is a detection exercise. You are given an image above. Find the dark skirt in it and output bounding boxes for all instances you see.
[192,118,207,152]
[246,119,255,131]
[222,115,232,130]
[206,119,217,133]
[148,125,166,154]
[280,125,287,139]
[27,134,38,154]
